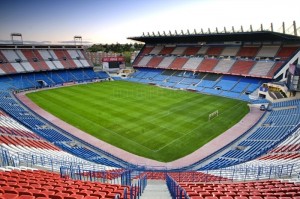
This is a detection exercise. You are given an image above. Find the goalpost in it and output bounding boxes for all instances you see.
[208,110,219,121]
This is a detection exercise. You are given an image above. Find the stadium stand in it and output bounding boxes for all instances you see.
[212,59,236,73]
[1,26,300,198]
[184,47,201,56]
[220,46,240,56]
[182,57,204,70]
[206,46,224,56]
[229,60,256,75]
[197,58,219,72]
[146,56,163,68]
[171,46,187,55]
[168,177,300,198]
[169,57,188,69]
[159,46,175,55]
[0,169,136,199]
[236,46,260,58]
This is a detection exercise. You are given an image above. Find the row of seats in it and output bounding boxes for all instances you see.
[0,49,91,75]
[128,68,267,102]
[0,104,121,170]
[0,68,128,169]
[134,55,284,78]
[140,45,299,59]
[178,179,300,198]
[56,143,122,168]
[0,68,108,91]
[200,101,300,170]
[0,169,133,199]
[134,171,228,182]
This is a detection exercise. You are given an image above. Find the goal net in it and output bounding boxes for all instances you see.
[208,110,219,121]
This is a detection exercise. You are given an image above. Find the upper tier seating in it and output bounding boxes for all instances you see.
[182,57,203,70]
[157,56,176,68]
[248,61,275,77]
[1,50,27,73]
[159,47,175,55]
[212,59,235,73]
[197,46,209,55]
[169,57,188,69]
[184,47,201,55]
[75,50,90,66]
[171,46,187,55]
[229,60,255,75]
[146,56,163,68]
[236,46,260,58]
[149,46,164,54]
[6,49,90,72]
[205,46,224,56]
[0,51,17,74]
[220,46,240,56]
[267,61,284,77]
[136,56,152,67]
[31,50,52,70]
[20,50,43,71]
[197,59,219,72]
[132,43,294,79]
[275,46,300,60]
[66,50,84,67]
[140,46,154,55]
[256,45,280,58]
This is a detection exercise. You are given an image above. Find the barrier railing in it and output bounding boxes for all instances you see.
[60,166,147,199]
[166,174,189,199]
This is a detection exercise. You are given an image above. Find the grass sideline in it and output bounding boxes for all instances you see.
[27,81,249,162]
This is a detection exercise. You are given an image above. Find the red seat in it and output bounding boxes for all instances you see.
[2,193,18,199]
[205,197,218,199]
[84,196,99,199]
[90,192,106,198]
[235,197,248,199]
[64,196,84,199]
[220,197,234,199]
[32,192,48,198]
[49,194,64,199]
[18,196,35,199]
[249,196,263,199]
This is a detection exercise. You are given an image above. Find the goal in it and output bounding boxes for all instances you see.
[208,110,219,121]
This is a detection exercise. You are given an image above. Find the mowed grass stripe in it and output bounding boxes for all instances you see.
[27,81,249,162]
[28,90,154,152]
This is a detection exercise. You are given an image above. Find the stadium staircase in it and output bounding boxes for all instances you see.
[139,180,172,199]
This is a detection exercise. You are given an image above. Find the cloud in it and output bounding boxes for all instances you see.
[0,40,52,44]
[57,40,92,44]
[23,40,52,44]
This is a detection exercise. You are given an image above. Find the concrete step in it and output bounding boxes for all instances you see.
[140,180,172,199]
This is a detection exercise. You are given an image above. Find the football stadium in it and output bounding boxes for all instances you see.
[1,4,300,199]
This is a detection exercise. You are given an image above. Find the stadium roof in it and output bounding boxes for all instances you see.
[128,31,300,44]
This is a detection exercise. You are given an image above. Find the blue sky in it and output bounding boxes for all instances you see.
[0,0,299,44]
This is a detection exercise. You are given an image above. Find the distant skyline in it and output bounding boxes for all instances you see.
[0,0,299,44]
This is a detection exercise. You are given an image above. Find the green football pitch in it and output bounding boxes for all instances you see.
[26,81,249,162]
